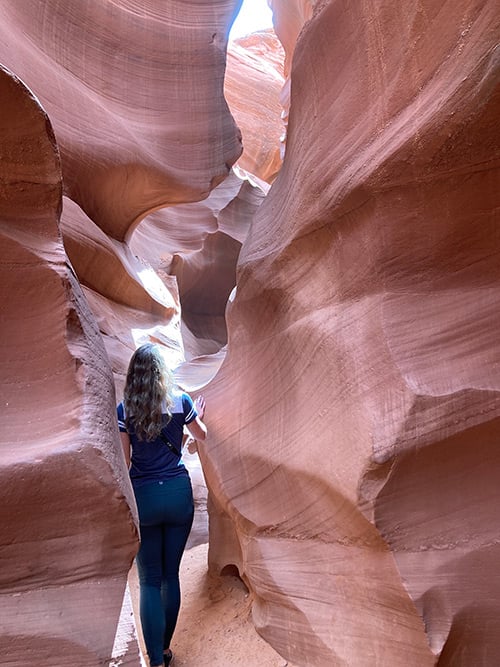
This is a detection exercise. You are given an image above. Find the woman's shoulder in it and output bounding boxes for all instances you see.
[167,387,192,415]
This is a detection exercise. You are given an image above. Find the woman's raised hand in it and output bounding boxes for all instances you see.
[195,395,206,419]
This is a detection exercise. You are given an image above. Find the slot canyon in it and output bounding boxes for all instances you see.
[0,1,499,665]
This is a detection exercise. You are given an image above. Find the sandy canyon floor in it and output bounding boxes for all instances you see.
[129,544,293,666]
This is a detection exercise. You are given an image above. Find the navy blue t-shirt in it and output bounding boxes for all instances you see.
[117,388,197,488]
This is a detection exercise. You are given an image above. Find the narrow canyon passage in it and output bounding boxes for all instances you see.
[126,7,292,663]
[1,1,499,666]
[118,4,289,663]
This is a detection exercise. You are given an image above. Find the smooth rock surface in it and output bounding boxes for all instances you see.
[226,31,285,181]
[129,168,268,360]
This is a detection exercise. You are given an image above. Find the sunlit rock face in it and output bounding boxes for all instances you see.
[268,0,314,147]
[0,65,139,666]
[60,195,185,400]
[226,31,285,181]
[204,1,500,665]
[269,0,314,77]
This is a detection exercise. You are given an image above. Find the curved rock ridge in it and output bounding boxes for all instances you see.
[269,0,315,78]
[203,1,500,665]
[60,195,185,399]
[0,65,140,666]
[61,168,267,397]
[60,166,267,402]
[0,0,243,241]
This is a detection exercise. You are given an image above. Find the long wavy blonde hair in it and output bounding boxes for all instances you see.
[123,343,174,441]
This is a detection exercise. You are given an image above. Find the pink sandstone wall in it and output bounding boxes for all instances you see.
[0,0,242,242]
[225,30,285,181]
[203,1,500,665]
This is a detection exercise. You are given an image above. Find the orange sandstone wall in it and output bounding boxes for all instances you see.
[226,31,285,182]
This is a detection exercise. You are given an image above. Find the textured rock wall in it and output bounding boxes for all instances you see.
[226,31,285,181]
[267,0,314,148]
[203,1,500,665]
[0,65,140,666]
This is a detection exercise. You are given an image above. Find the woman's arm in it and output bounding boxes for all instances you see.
[186,418,207,442]
[186,395,207,442]
[120,431,131,468]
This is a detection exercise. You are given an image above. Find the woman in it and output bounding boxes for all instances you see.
[117,343,207,667]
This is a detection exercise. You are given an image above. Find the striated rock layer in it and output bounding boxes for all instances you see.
[0,0,243,241]
[129,168,268,361]
[203,1,500,665]
[0,65,139,665]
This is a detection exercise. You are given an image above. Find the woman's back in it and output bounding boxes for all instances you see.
[117,388,197,487]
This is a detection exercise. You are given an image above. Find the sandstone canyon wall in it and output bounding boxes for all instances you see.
[1,0,499,666]
[225,30,285,181]
[0,64,140,666]
[204,1,500,666]
[0,1,257,665]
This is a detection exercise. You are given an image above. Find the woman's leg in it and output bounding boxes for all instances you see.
[135,477,194,662]
[135,484,167,667]
[160,476,194,651]
[161,520,193,647]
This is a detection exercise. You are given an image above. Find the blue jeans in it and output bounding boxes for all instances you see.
[134,475,194,666]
